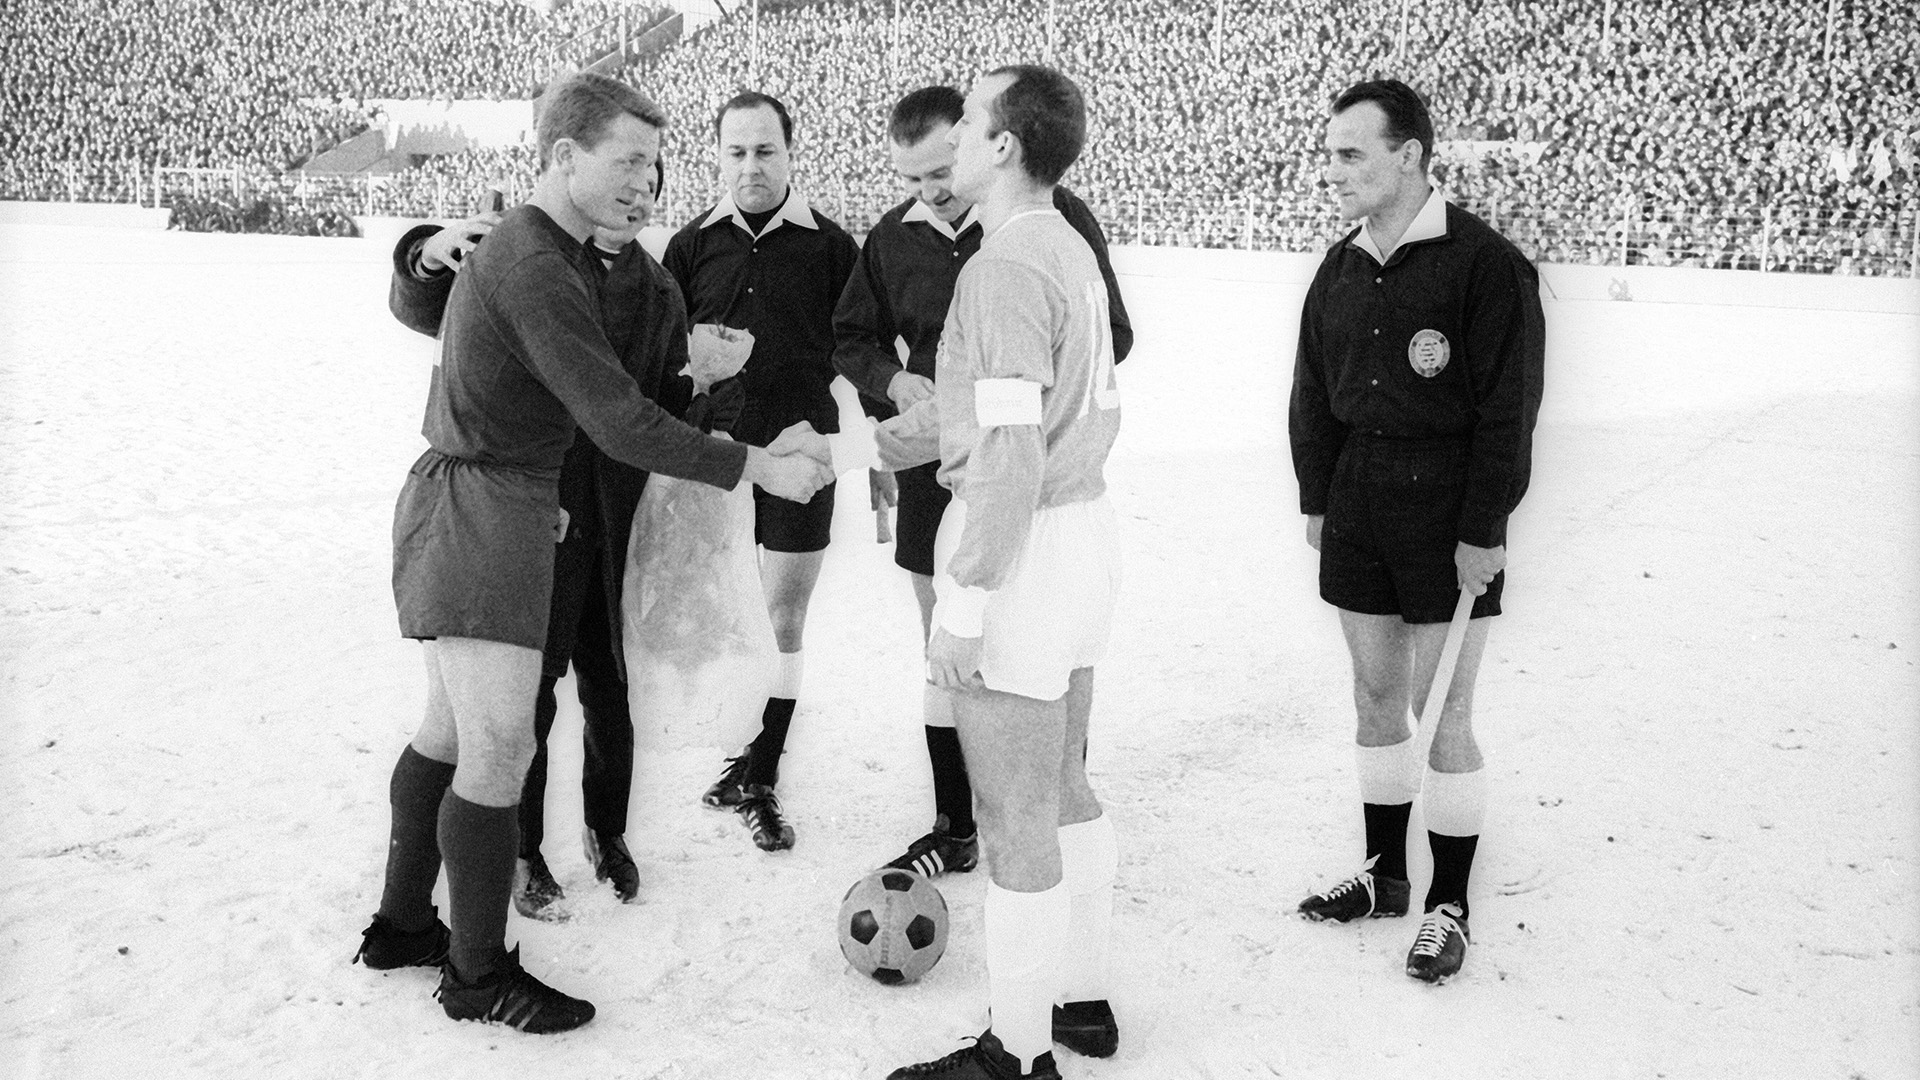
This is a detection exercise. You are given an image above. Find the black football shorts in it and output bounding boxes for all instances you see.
[1318,435,1502,624]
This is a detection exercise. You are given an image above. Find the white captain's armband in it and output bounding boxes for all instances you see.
[974,378,1043,428]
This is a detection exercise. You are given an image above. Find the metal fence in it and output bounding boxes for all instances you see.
[6,160,1915,277]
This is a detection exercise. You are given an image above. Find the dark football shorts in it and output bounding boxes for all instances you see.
[1318,435,1503,624]
[753,478,836,553]
[892,460,950,577]
[392,449,561,651]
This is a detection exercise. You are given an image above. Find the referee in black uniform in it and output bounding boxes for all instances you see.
[663,91,860,852]
[1289,80,1544,984]
[834,85,1131,881]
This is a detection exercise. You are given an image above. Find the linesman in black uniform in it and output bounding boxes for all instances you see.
[1289,80,1544,984]
[833,85,1131,882]
[664,91,861,851]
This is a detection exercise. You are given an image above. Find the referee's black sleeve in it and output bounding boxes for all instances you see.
[832,233,904,420]
[1456,245,1545,549]
[1289,252,1348,517]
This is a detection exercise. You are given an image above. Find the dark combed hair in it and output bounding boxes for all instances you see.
[984,65,1086,186]
[713,90,794,145]
[1331,79,1434,170]
[535,72,667,170]
[888,85,964,147]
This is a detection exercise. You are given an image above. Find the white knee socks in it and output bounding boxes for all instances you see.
[1356,737,1420,805]
[772,650,804,700]
[922,681,955,728]
[1057,814,1117,1004]
[1421,766,1487,837]
[985,880,1071,1073]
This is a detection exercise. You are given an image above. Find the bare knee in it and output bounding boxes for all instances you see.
[1351,670,1411,742]
[452,723,536,806]
[412,727,458,763]
[975,795,1063,891]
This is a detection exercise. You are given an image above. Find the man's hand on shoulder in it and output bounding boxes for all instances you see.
[1455,541,1505,596]
[418,210,503,275]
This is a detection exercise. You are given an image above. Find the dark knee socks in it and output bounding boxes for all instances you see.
[1363,801,1413,881]
[1425,832,1479,918]
[747,697,796,788]
[438,792,520,981]
[377,746,456,932]
[925,725,974,835]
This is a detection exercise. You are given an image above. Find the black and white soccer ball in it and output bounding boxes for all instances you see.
[837,868,949,985]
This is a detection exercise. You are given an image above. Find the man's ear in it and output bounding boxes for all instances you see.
[992,129,1017,171]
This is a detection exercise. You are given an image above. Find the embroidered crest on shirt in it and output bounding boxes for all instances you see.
[1408,329,1450,378]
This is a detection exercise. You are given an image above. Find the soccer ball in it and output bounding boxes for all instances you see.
[837,868,949,985]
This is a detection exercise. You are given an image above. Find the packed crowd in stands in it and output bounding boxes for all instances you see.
[2,0,1913,272]
[0,0,664,170]
[635,0,1917,270]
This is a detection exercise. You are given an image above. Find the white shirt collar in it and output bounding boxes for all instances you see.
[1353,185,1448,265]
[701,188,820,237]
[901,199,980,240]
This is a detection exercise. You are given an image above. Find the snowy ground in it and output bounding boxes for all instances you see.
[1,222,1915,1080]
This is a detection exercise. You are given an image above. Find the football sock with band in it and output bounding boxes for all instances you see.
[985,880,1071,1074]
[1356,738,1419,881]
[1057,814,1117,1003]
[437,791,520,981]
[747,651,803,788]
[377,745,456,932]
[923,685,974,835]
[1421,766,1487,917]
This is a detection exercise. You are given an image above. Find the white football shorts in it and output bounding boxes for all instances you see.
[933,494,1121,701]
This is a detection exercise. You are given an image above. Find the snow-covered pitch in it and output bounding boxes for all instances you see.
[2,223,1914,1078]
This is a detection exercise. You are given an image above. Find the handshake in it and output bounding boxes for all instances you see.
[742,422,836,504]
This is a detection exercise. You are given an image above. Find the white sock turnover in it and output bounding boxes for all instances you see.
[1356,737,1420,805]
[985,879,1070,1072]
[1056,814,1117,1004]
[1421,766,1488,837]
[772,650,804,700]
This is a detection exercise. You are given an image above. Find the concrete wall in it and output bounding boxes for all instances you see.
[1109,245,1920,315]
[343,218,1919,316]
[0,202,172,229]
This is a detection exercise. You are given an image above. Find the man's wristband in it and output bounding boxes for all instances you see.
[932,574,988,638]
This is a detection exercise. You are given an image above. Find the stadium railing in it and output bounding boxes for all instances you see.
[7,160,1915,278]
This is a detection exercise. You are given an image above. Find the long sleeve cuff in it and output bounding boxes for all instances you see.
[1456,510,1508,549]
[875,399,942,472]
[933,574,989,638]
[827,422,879,478]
